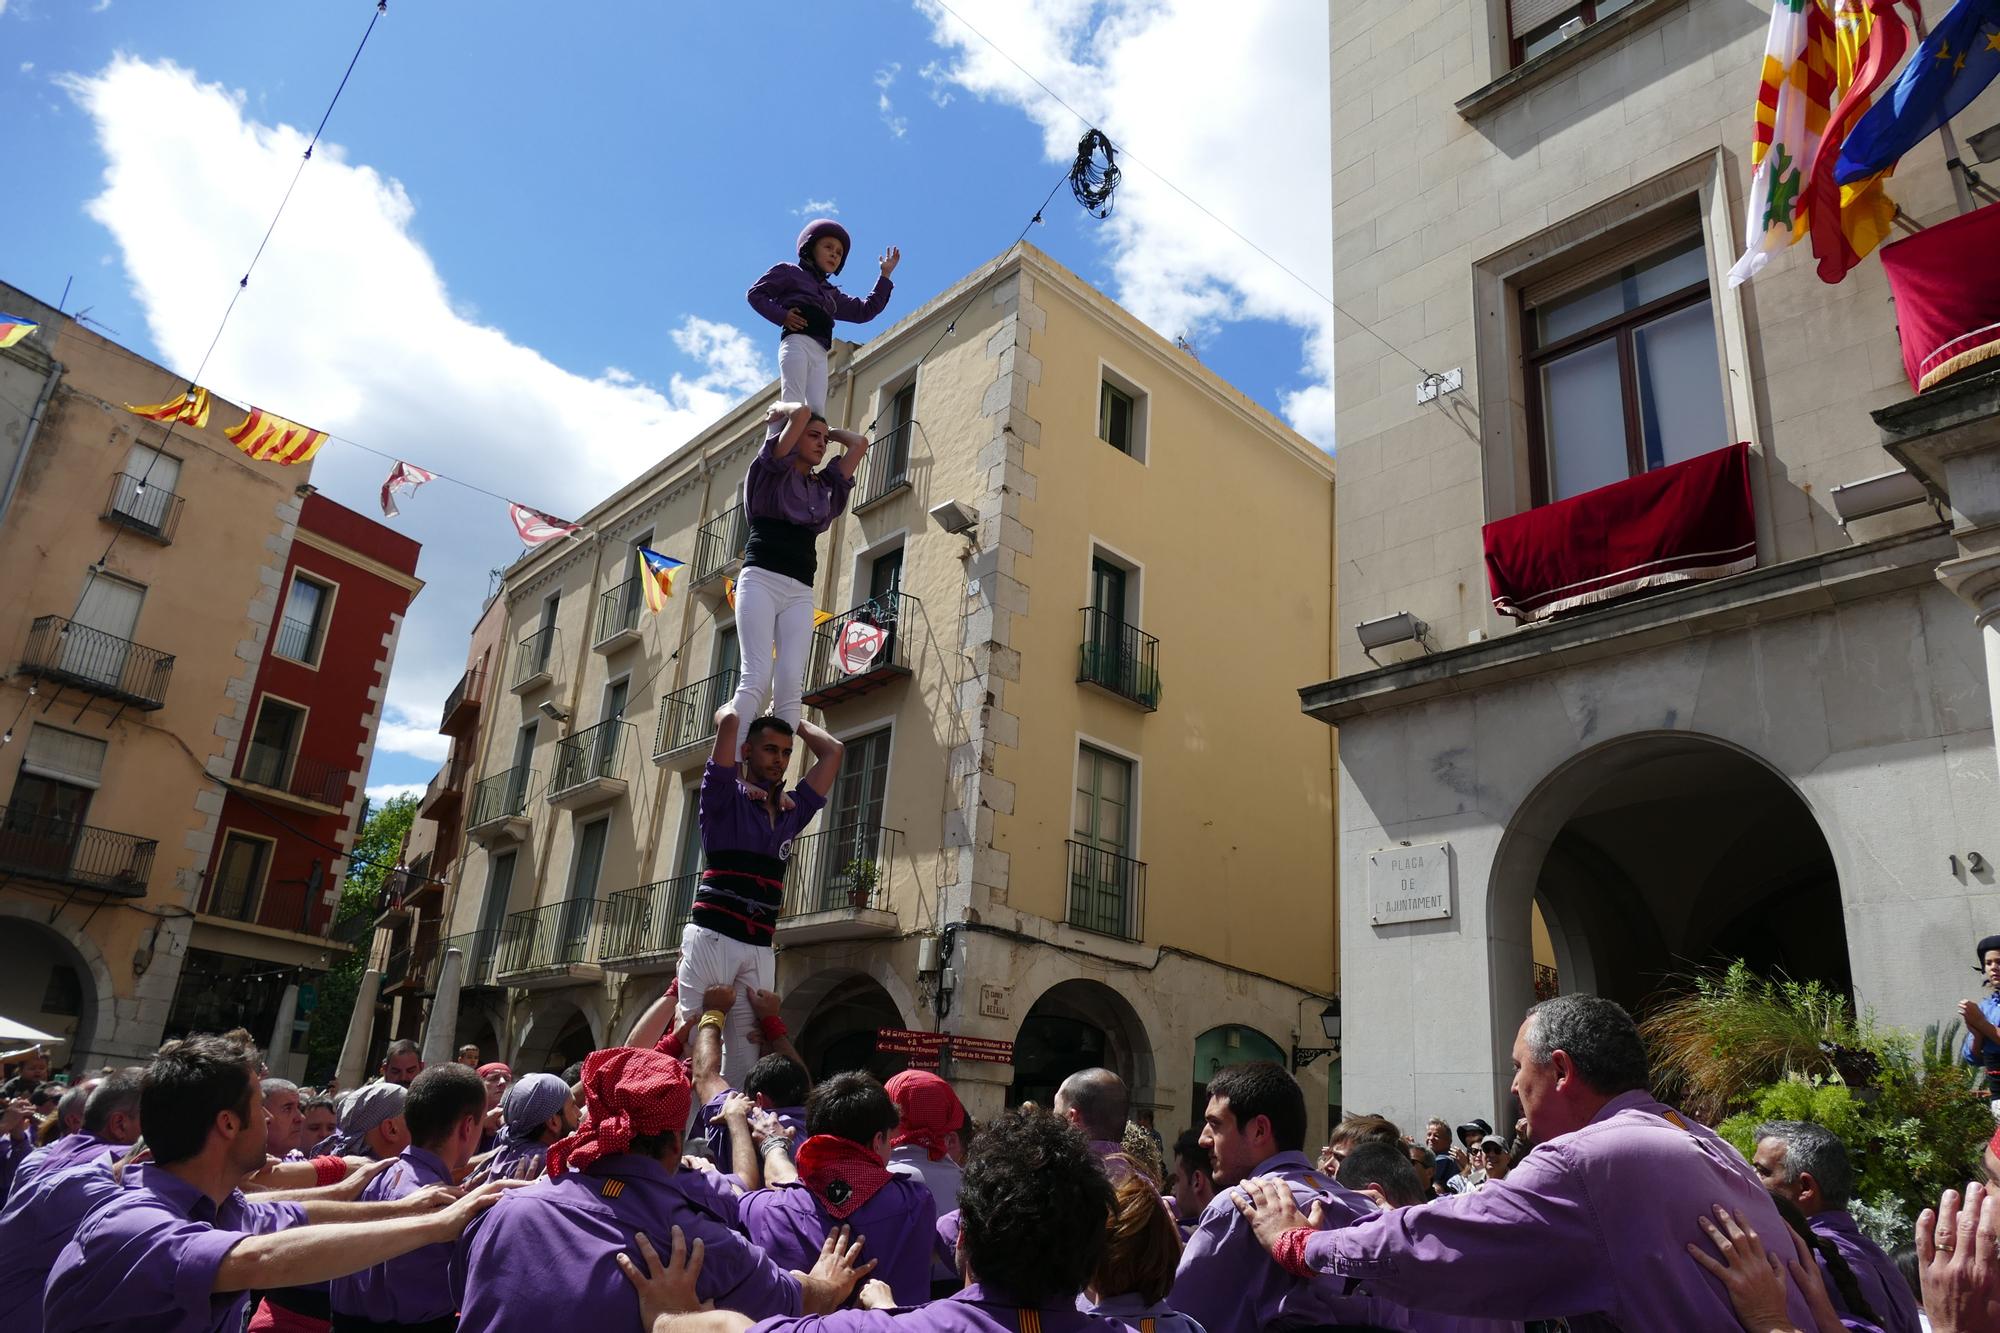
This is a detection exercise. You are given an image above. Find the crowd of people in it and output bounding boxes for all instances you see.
[4,990,2000,1333]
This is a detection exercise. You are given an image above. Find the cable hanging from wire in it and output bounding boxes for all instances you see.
[1069,128,1121,219]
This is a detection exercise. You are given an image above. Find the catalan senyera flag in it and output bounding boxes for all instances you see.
[125,388,212,429]
[0,314,39,350]
[1729,0,1898,287]
[225,407,327,465]
[636,547,685,614]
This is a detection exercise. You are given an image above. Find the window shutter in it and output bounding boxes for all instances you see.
[1510,0,1574,38]
[23,725,108,788]
[1520,221,1704,310]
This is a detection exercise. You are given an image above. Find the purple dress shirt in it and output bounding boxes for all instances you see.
[451,1152,801,1333]
[700,760,828,861]
[0,1142,123,1333]
[1293,1090,1819,1333]
[747,1283,1132,1333]
[327,1144,456,1325]
[740,1176,938,1305]
[43,1162,308,1333]
[11,1131,109,1202]
[701,1092,805,1176]
[1087,1294,1203,1333]
[482,1135,550,1183]
[887,1146,963,1284]
[744,421,857,535]
[0,1126,32,1200]
[745,263,894,351]
[1810,1209,1922,1333]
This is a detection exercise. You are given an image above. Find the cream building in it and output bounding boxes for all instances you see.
[1316,0,2000,1126]
[428,243,1342,1133]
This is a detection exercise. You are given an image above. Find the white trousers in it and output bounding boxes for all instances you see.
[674,923,776,1089]
[779,334,829,415]
[729,564,815,735]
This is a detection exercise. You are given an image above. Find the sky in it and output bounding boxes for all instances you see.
[0,0,1333,804]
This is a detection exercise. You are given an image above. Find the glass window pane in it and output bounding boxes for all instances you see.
[1539,281,1626,344]
[1541,339,1629,500]
[1633,301,1729,470]
[1630,238,1707,306]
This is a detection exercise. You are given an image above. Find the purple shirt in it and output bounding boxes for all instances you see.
[0,1126,31,1201]
[1295,1091,1819,1333]
[328,1144,455,1324]
[0,1143,123,1333]
[701,1091,805,1175]
[700,760,828,862]
[1810,1209,1922,1333]
[43,1162,307,1333]
[483,1135,551,1183]
[745,421,857,533]
[12,1131,109,1202]
[746,262,894,351]
[452,1152,801,1333]
[1087,1294,1202,1333]
[748,1283,1131,1333]
[740,1176,938,1305]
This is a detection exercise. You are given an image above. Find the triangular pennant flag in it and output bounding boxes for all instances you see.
[125,387,211,428]
[226,407,327,465]
[813,608,835,627]
[509,502,579,547]
[636,547,685,614]
[379,460,438,519]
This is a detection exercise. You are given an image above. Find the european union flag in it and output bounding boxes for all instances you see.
[1837,0,2000,184]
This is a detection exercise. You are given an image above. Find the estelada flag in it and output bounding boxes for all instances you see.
[636,547,685,613]
[509,502,578,547]
[1878,200,2000,391]
[0,314,39,349]
[125,388,211,429]
[226,407,327,465]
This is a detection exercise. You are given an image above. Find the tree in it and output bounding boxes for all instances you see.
[303,795,419,1082]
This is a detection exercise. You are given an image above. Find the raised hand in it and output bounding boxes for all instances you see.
[879,247,901,278]
[1919,1183,2000,1333]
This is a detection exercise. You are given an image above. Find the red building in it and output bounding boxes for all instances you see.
[166,490,422,1078]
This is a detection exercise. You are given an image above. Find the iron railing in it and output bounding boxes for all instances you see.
[694,504,747,584]
[779,824,900,918]
[596,579,643,644]
[469,767,535,828]
[420,752,469,817]
[1077,608,1162,711]
[654,669,737,757]
[1065,839,1145,941]
[238,741,349,806]
[439,667,485,733]
[855,422,915,508]
[434,926,514,990]
[19,615,174,710]
[599,874,698,964]
[513,626,557,688]
[499,897,603,974]
[551,719,628,795]
[101,472,184,543]
[272,616,319,663]
[382,945,412,988]
[0,804,156,896]
[332,910,376,946]
[205,869,314,931]
[802,591,917,700]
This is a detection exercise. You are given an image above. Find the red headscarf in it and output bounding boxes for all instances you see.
[884,1069,966,1162]
[476,1062,512,1081]
[795,1134,892,1219]
[546,1047,691,1177]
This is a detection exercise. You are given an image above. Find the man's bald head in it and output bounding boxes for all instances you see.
[1054,1067,1129,1142]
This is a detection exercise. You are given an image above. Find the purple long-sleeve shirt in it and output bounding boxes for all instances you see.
[328,1143,456,1324]
[740,1176,938,1306]
[1810,1209,1922,1333]
[747,1284,1134,1333]
[0,1126,32,1200]
[43,1162,308,1333]
[744,421,856,534]
[11,1131,109,1202]
[746,263,894,351]
[0,1142,123,1333]
[451,1153,801,1333]
[700,1090,805,1176]
[1293,1090,1818,1333]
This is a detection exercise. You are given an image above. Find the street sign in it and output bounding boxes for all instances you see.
[873,1028,1014,1066]
[949,1036,1015,1066]
[875,1027,949,1055]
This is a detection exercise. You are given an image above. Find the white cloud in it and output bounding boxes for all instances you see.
[918,61,955,107]
[365,782,428,804]
[66,56,772,767]
[20,62,33,74]
[794,198,840,217]
[915,0,1334,450]
[873,63,908,139]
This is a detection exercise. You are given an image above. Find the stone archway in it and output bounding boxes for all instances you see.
[513,993,604,1075]
[793,971,909,1082]
[1009,978,1155,1110]
[0,903,111,1069]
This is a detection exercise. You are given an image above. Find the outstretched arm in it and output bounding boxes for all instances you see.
[215,1182,512,1292]
[710,706,742,771]
[690,988,736,1108]
[794,718,843,801]
[763,403,813,462]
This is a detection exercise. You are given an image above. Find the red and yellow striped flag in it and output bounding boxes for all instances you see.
[226,407,327,465]
[125,387,211,428]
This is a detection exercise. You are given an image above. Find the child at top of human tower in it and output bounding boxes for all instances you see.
[746,218,901,414]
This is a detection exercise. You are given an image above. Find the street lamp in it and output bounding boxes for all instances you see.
[1291,998,1341,1071]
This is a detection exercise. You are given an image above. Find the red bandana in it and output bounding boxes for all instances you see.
[794,1133,891,1220]
[546,1047,691,1178]
[884,1069,965,1163]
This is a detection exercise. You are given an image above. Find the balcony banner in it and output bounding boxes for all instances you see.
[1879,200,2000,392]
[1482,442,1756,623]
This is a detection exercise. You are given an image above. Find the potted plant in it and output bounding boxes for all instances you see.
[840,856,881,909]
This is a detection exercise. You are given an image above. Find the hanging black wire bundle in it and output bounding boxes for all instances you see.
[1069,127,1121,218]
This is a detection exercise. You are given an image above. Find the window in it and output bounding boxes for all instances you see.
[21,725,107,789]
[714,625,739,680]
[865,546,904,663]
[474,850,517,975]
[275,574,333,665]
[1074,745,1133,859]
[111,443,181,533]
[39,964,81,1017]
[1524,233,1728,503]
[674,784,704,878]
[620,530,653,624]
[244,698,306,789]
[1509,0,1640,64]
[819,729,891,910]
[1070,744,1140,938]
[1100,381,1135,454]
[881,381,915,482]
[65,570,144,686]
[509,722,538,806]
[208,832,272,921]
[532,593,560,672]
[560,818,610,959]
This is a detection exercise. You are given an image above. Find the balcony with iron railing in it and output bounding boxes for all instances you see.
[511,625,558,694]
[374,864,413,925]
[497,897,606,987]
[1076,608,1162,712]
[852,422,915,512]
[694,504,747,585]
[801,591,917,708]
[653,669,737,762]
[235,741,349,812]
[467,767,536,844]
[419,750,471,821]
[0,804,156,897]
[595,578,644,654]
[1065,839,1146,942]
[386,918,440,992]
[206,867,324,935]
[597,873,698,973]
[19,615,174,712]
[439,667,485,735]
[775,823,902,945]
[548,719,630,812]
[100,472,185,544]
[271,616,321,665]
[431,926,514,991]
[381,943,412,989]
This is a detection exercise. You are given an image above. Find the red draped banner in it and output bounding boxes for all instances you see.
[1879,200,2000,393]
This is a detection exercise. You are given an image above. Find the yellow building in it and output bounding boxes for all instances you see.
[432,245,1341,1132]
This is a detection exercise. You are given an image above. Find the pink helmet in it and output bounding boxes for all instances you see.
[796,219,851,276]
